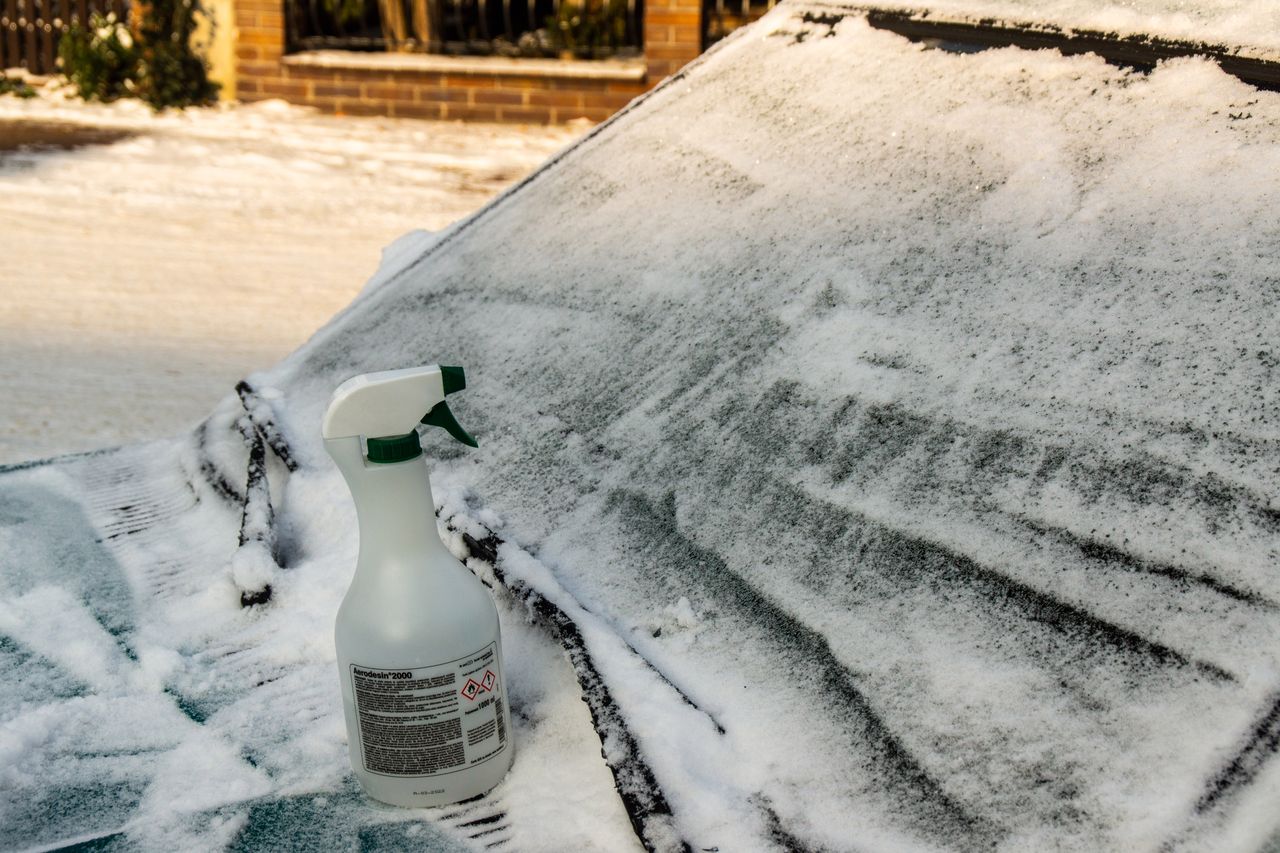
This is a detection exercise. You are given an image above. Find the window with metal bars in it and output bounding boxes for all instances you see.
[702,0,772,50]
[285,0,643,59]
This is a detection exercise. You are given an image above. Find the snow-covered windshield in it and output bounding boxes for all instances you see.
[4,3,1280,851]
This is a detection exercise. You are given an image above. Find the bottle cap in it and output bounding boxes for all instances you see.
[365,432,423,464]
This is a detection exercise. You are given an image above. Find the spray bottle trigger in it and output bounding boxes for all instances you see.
[421,401,478,447]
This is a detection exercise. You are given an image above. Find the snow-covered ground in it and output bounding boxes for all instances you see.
[0,88,587,464]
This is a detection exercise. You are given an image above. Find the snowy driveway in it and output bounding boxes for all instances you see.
[0,92,586,464]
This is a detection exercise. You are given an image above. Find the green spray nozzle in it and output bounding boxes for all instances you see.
[323,363,479,454]
[419,365,477,447]
[440,365,466,395]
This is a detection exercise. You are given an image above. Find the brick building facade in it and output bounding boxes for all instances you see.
[233,0,703,122]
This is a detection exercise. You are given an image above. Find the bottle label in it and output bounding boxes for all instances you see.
[350,642,509,778]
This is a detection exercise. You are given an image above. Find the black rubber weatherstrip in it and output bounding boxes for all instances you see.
[861,7,1280,91]
[454,525,693,853]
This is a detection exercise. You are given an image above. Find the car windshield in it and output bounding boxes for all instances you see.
[3,3,1280,852]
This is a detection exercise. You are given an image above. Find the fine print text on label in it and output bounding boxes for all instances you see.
[351,643,507,777]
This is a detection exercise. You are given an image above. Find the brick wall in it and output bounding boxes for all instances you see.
[234,0,703,123]
[234,0,287,100]
[644,0,702,80]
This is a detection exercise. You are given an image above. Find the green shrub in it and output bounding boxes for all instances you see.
[58,13,139,102]
[58,3,218,109]
[0,73,37,99]
[547,0,629,58]
[132,0,219,108]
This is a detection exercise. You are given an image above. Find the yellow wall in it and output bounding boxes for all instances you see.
[194,0,237,100]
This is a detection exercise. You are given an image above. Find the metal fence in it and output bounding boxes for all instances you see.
[286,0,642,59]
[0,0,125,74]
[702,0,771,49]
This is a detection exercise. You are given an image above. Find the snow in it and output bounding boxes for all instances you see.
[5,3,1280,851]
[862,0,1280,57]
[0,88,586,465]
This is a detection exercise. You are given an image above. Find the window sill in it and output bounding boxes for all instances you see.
[282,50,647,81]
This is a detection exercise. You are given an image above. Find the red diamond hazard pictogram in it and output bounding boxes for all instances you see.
[480,670,496,692]
[461,678,481,700]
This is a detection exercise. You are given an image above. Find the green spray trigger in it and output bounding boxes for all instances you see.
[420,365,476,447]
[422,401,477,447]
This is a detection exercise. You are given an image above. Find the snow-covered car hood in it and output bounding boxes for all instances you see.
[4,4,1280,851]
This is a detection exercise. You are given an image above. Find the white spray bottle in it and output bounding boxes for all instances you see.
[323,364,513,808]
